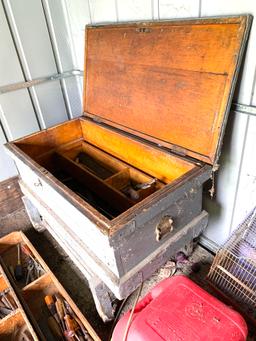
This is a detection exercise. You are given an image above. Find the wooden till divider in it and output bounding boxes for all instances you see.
[50,138,165,218]
[54,151,134,213]
[0,231,100,341]
[0,310,34,341]
[12,115,196,220]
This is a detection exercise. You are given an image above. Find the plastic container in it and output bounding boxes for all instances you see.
[112,275,248,341]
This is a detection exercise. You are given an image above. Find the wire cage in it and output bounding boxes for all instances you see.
[208,207,256,312]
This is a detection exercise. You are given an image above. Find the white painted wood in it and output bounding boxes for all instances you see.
[20,181,119,295]
[158,0,200,19]
[117,0,153,21]
[13,156,121,277]
[89,0,117,24]
[20,178,209,300]
[0,127,17,181]
[203,112,249,245]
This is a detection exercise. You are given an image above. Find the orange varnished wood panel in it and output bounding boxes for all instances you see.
[85,22,242,75]
[81,119,195,183]
[84,17,249,164]
[13,117,195,184]
[15,119,82,160]
[85,61,227,156]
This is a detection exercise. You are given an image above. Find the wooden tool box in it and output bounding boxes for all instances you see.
[5,16,251,320]
[0,264,38,340]
[0,231,100,340]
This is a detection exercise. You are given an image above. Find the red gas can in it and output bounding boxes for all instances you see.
[112,275,247,341]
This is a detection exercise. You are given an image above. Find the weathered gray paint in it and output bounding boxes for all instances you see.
[117,187,203,273]
[1,0,256,250]
[7,131,210,305]
[19,176,208,301]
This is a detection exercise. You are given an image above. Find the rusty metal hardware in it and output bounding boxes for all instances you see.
[155,216,174,241]
[123,187,139,201]
[136,27,151,33]
[135,178,157,190]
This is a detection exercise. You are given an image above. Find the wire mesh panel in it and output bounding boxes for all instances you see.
[208,207,256,310]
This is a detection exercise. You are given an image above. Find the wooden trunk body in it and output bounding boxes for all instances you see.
[4,16,251,304]
[6,117,210,298]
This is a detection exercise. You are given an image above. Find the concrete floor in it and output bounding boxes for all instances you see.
[1,208,255,340]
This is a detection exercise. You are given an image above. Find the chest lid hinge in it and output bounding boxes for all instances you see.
[168,145,187,157]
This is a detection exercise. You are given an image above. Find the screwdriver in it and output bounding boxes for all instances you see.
[45,295,61,325]
[14,244,23,281]
[48,316,64,340]
[55,296,66,332]
[21,244,36,262]
[64,301,93,340]
[63,303,82,341]
[57,296,85,340]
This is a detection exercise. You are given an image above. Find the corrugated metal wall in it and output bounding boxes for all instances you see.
[0,0,256,248]
[0,0,83,181]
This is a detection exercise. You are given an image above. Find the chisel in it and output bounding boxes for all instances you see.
[45,295,61,325]
[64,301,93,341]
[48,316,64,340]
[63,303,81,341]
[55,296,66,332]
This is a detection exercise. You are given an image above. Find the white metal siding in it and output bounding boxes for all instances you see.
[0,0,255,248]
[0,0,82,177]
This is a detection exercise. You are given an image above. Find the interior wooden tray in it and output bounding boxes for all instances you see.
[13,118,198,220]
[0,264,38,340]
[0,231,100,341]
[0,310,35,341]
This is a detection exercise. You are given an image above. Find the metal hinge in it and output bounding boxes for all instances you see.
[91,116,102,123]
[170,145,187,157]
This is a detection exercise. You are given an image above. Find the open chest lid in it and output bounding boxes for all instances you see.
[83,16,251,166]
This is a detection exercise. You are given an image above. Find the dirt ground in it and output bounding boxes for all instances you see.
[0,208,255,340]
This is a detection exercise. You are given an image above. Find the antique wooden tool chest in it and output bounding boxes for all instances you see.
[5,16,251,321]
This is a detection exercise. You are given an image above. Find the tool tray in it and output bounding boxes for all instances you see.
[0,231,100,341]
[0,263,38,340]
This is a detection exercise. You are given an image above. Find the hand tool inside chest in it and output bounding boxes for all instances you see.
[5,15,252,320]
